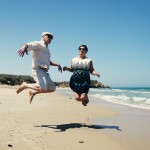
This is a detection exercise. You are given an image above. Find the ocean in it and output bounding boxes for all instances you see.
[57,87,150,110]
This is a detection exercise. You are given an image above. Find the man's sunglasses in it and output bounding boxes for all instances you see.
[46,34,53,39]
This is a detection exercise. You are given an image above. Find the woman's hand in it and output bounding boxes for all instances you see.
[63,66,73,72]
[63,66,68,71]
[92,71,100,77]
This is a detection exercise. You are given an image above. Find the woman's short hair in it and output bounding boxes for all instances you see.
[78,45,88,52]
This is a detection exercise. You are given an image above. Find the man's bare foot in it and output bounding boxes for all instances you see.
[16,82,27,94]
[29,91,34,104]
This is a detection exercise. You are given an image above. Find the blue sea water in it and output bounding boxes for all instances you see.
[89,87,150,110]
[57,87,150,110]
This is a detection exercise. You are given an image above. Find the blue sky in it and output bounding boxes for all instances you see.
[0,0,150,87]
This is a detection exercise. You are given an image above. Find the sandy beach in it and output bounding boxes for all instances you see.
[0,85,150,150]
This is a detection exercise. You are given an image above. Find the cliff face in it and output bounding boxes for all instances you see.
[0,74,109,88]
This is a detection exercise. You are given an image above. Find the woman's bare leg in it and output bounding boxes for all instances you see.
[80,93,89,106]
[74,92,81,101]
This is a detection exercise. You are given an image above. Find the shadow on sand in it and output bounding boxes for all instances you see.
[34,123,121,132]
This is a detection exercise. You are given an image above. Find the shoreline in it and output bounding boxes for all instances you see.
[0,86,150,149]
[56,87,150,110]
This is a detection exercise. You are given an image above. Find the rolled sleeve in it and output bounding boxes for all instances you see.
[27,41,40,51]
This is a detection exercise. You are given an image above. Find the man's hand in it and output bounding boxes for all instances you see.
[17,44,28,57]
[18,49,28,57]
[58,65,62,73]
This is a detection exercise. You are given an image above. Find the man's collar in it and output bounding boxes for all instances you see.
[41,40,48,47]
[41,39,45,44]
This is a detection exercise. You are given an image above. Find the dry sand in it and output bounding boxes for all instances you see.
[0,85,149,150]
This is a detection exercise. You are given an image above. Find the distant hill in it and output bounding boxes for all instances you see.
[0,74,35,85]
[0,74,109,88]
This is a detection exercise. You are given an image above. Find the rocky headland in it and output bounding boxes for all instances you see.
[0,74,109,88]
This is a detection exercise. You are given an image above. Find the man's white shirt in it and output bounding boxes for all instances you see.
[27,40,50,70]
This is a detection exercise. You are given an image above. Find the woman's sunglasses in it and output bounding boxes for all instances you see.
[79,47,86,51]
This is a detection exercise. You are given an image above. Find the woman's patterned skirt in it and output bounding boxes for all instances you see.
[70,69,90,94]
